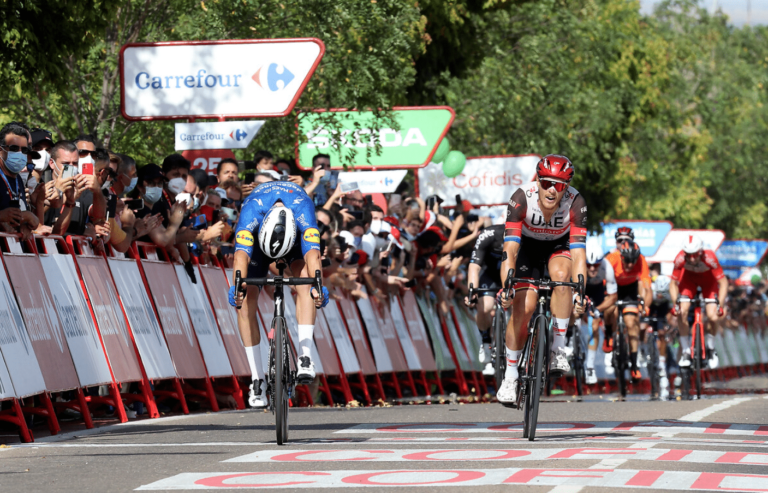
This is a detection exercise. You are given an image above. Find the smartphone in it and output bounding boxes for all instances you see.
[107,194,118,218]
[389,193,402,208]
[81,161,94,175]
[125,198,144,211]
[191,215,208,230]
[341,181,359,193]
[349,210,363,220]
[455,194,462,206]
[175,193,191,205]
[61,165,78,180]
[243,173,255,185]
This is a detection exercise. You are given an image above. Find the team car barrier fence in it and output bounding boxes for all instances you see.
[1,233,768,442]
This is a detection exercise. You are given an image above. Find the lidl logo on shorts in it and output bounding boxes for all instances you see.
[303,228,320,243]
[236,231,254,246]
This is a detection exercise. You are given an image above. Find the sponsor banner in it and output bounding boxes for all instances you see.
[297,107,455,170]
[312,304,342,376]
[0,262,45,398]
[417,155,540,207]
[647,229,726,263]
[355,291,395,373]
[388,296,422,371]
[320,301,360,374]
[366,290,409,372]
[198,265,249,377]
[108,258,176,380]
[0,350,15,400]
[716,239,768,268]
[39,254,113,387]
[336,170,407,195]
[414,295,455,371]
[175,120,264,150]
[334,289,377,375]
[589,221,673,258]
[121,39,324,120]
[182,149,237,174]
[138,468,768,491]
[452,302,482,371]
[77,257,143,383]
[175,265,232,378]
[226,447,768,464]
[442,308,473,371]
[141,259,207,379]
[3,254,80,392]
[282,289,325,374]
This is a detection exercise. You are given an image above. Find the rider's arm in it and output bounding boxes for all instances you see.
[705,250,729,304]
[501,188,527,281]
[669,278,680,305]
[569,194,588,300]
[639,256,652,308]
[669,251,685,305]
[597,259,618,312]
[467,263,481,291]
[232,250,250,294]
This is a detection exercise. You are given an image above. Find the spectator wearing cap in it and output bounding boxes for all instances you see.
[0,122,40,239]
[73,134,97,174]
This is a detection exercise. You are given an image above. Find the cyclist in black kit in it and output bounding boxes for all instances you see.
[464,224,504,376]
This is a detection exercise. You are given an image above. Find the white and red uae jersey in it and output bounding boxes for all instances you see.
[504,182,587,245]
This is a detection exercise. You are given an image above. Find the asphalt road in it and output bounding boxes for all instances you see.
[2,391,768,492]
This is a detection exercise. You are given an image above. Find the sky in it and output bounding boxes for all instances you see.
[640,0,768,25]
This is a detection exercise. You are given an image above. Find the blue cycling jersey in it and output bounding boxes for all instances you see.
[234,181,320,258]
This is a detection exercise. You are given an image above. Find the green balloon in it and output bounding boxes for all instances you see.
[443,150,466,178]
[432,137,450,164]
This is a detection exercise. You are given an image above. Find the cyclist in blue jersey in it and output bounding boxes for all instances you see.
[228,177,329,408]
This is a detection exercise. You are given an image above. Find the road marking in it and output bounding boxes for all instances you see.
[337,419,768,437]
[136,468,768,490]
[679,397,753,422]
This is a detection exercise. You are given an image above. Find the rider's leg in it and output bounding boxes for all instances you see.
[626,311,640,369]
[678,301,692,354]
[505,287,537,382]
[477,296,495,342]
[548,255,573,351]
[586,316,599,369]
[238,285,264,382]
[704,302,719,348]
[291,259,316,358]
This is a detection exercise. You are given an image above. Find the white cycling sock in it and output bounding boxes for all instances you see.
[298,324,314,358]
[245,345,263,382]
[553,318,569,350]
[505,348,521,381]
[586,348,596,369]
[705,333,715,350]
[679,336,691,354]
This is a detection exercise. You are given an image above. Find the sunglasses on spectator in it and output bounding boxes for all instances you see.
[1,144,31,154]
[539,178,568,192]
[78,149,96,157]
[102,168,118,179]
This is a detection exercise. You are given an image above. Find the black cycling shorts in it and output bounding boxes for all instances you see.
[247,239,304,279]
[515,236,571,290]
[478,262,501,295]
[617,282,641,314]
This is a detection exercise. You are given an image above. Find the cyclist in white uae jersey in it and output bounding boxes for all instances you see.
[497,154,588,404]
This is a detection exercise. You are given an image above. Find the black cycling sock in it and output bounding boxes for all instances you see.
[630,351,638,369]
[604,326,613,341]
[480,329,491,344]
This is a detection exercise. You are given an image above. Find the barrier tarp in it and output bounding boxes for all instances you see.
[312,302,342,376]
[283,290,325,375]
[321,301,361,374]
[355,292,394,373]
[199,265,250,377]
[39,254,113,386]
[141,259,207,379]
[0,263,45,397]
[0,351,15,400]
[175,265,232,378]
[400,292,437,372]
[77,256,143,383]
[452,302,482,371]
[415,295,455,371]
[335,290,377,375]
[109,258,176,380]
[3,254,80,391]
[388,296,422,371]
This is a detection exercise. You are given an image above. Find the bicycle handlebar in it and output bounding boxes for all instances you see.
[234,269,323,310]
[503,269,585,302]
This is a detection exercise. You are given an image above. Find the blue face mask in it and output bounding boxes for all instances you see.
[124,177,138,194]
[3,151,27,174]
[143,186,162,204]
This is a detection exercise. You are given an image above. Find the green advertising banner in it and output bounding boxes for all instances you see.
[297,106,455,170]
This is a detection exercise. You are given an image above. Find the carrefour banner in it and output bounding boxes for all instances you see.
[716,240,768,268]
[588,221,673,258]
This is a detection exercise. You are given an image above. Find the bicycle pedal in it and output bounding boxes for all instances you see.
[500,401,518,409]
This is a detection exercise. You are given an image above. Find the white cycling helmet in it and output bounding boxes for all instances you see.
[258,204,297,259]
[654,275,670,293]
[682,233,703,254]
[586,237,603,264]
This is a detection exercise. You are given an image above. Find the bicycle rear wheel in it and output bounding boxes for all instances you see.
[573,325,584,397]
[493,306,507,390]
[528,315,547,441]
[522,329,535,439]
[694,323,702,399]
[275,317,289,445]
[614,324,627,398]
[648,334,660,400]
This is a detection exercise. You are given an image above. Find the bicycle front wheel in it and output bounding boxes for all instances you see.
[494,306,507,390]
[649,334,660,400]
[573,325,584,397]
[275,317,289,445]
[528,315,547,441]
[693,323,702,399]
[614,324,628,398]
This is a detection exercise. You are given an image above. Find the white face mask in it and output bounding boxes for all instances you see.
[19,171,29,185]
[78,154,95,173]
[33,150,50,172]
[168,177,186,195]
[26,176,38,192]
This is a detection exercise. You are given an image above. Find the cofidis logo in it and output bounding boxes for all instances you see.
[135,63,294,92]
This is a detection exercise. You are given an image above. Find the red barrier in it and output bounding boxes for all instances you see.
[369,293,418,398]
[401,292,444,396]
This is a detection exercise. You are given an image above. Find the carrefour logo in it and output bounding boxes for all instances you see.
[135,64,294,92]
[231,129,248,141]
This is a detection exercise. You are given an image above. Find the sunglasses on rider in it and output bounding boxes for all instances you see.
[539,178,569,192]
[1,144,31,155]
[587,263,600,269]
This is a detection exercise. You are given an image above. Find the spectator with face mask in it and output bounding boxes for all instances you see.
[0,122,40,239]
[133,163,185,250]
[116,153,138,196]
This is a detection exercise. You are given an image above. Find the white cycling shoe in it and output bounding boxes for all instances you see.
[708,350,719,370]
[482,362,495,376]
[297,356,316,384]
[550,347,571,375]
[678,350,692,368]
[604,353,614,374]
[248,379,268,409]
[562,344,574,359]
[478,343,491,364]
[496,377,517,404]
[585,368,597,385]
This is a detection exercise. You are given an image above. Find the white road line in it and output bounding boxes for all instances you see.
[589,441,649,470]
[679,397,753,422]
[548,486,583,493]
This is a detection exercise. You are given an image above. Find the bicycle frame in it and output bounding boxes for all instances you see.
[679,294,716,361]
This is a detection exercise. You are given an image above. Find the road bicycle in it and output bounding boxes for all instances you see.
[235,260,322,445]
[677,290,718,400]
[504,269,584,441]
[467,285,506,390]
[568,316,589,397]
[612,299,642,399]
[641,316,663,400]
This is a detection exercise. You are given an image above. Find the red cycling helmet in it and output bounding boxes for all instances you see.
[615,226,634,243]
[536,154,575,182]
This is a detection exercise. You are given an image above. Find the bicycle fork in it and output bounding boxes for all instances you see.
[517,299,549,408]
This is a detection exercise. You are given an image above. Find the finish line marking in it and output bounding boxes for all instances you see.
[136,468,768,490]
[336,420,768,437]
[224,447,768,465]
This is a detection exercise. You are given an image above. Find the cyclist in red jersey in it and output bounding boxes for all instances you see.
[669,234,728,369]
